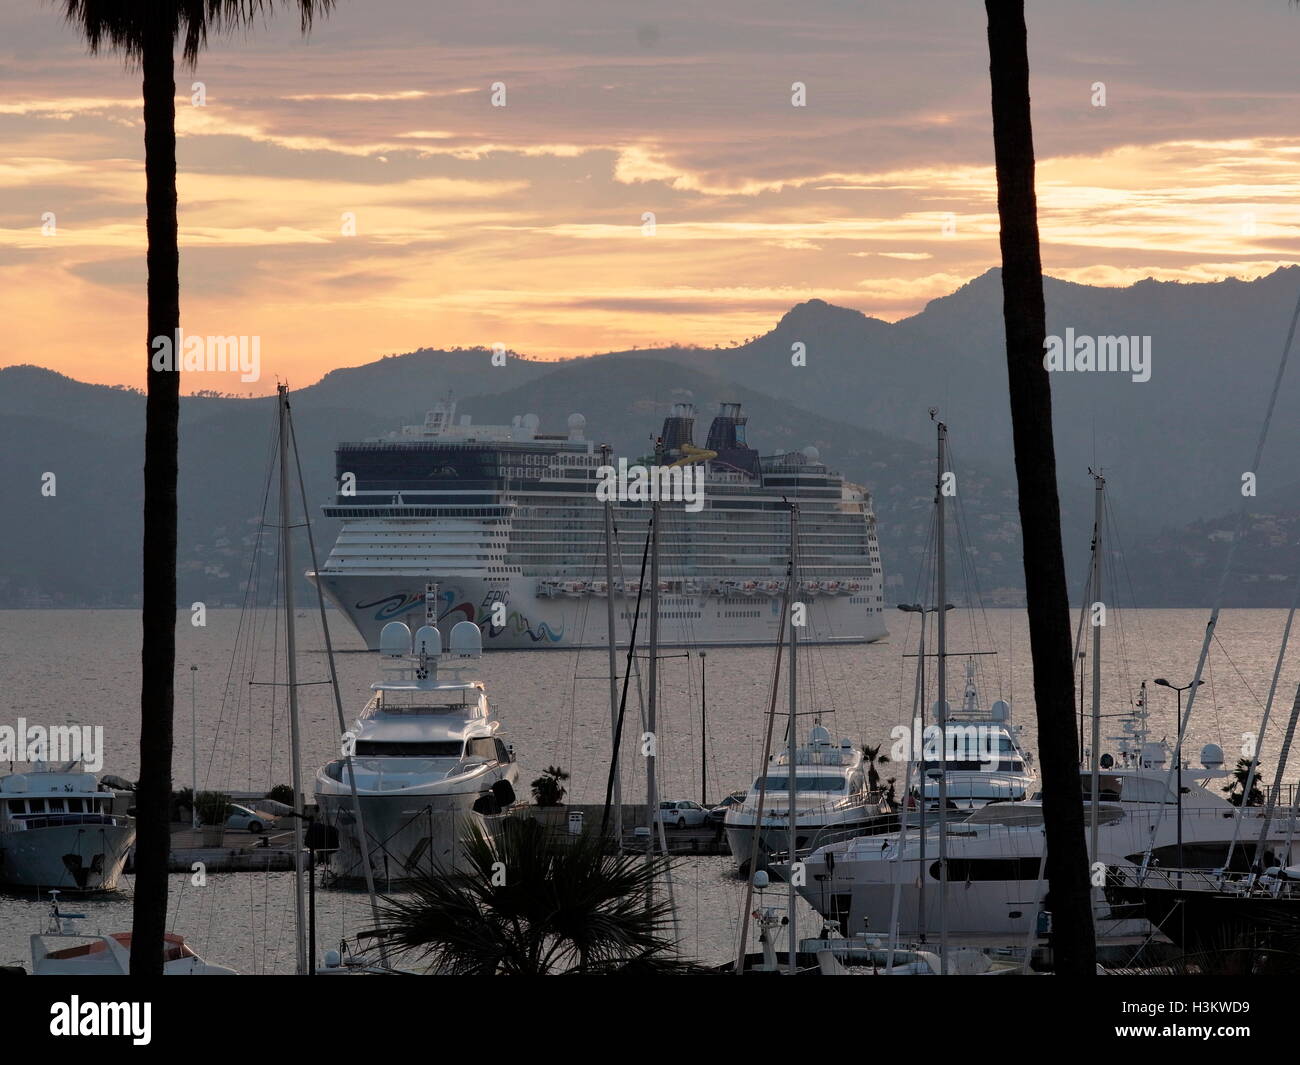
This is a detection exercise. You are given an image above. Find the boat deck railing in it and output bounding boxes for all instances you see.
[1111,862,1300,898]
[5,813,131,832]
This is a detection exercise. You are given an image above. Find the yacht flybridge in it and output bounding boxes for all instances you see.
[314,588,521,886]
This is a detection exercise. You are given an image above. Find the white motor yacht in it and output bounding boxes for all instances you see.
[908,661,1037,814]
[315,614,521,886]
[793,741,1298,940]
[724,724,891,871]
[0,761,134,892]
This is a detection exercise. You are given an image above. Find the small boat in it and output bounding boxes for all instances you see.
[29,893,238,975]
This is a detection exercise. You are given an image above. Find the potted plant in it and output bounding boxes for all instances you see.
[529,766,569,830]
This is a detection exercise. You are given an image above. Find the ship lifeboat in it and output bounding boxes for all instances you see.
[823,580,843,596]
[802,581,823,597]
[560,580,588,598]
[590,580,608,597]
[761,581,783,596]
[846,581,863,595]
[537,580,559,598]
[737,580,758,597]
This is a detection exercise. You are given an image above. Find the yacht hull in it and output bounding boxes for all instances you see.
[725,813,895,872]
[316,776,519,887]
[0,822,135,893]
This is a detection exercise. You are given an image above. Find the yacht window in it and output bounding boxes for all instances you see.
[355,740,463,757]
[1080,774,1123,801]
[68,799,83,812]
[466,738,496,761]
[755,775,846,793]
[9,800,25,814]
[29,799,47,813]
[931,857,1046,882]
[494,739,510,762]
[47,800,65,813]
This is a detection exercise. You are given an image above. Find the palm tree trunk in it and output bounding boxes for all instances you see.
[984,0,1096,974]
[130,21,179,977]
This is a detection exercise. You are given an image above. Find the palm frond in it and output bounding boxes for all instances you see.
[368,818,696,975]
[61,1,335,66]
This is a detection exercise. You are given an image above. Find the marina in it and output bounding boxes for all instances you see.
[7,3,1300,1047]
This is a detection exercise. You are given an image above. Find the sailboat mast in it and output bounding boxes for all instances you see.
[601,444,624,846]
[1089,472,1104,860]
[787,503,799,975]
[278,384,308,975]
[934,418,949,975]
[646,500,660,880]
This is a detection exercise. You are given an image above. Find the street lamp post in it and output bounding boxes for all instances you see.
[1153,677,1203,870]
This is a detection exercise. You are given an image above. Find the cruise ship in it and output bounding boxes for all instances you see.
[310,400,888,650]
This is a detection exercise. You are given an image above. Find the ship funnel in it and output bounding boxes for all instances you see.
[659,402,696,457]
[705,402,747,451]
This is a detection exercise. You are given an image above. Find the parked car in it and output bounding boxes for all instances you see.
[654,800,709,828]
[226,804,274,833]
[707,790,748,824]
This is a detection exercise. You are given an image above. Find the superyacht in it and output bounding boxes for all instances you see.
[314,595,521,885]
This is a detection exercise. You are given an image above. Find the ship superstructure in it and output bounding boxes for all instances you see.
[311,400,888,650]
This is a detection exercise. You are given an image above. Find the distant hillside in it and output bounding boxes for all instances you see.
[0,354,1036,608]
[6,267,1300,608]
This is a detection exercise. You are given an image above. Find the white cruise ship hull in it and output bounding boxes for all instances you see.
[313,572,888,651]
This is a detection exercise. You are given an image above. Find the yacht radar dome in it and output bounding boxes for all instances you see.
[809,724,832,745]
[379,622,412,658]
[449,620,484,657]
[1200,743,1224,770]
[413,625,442,657]
[803,446,820,463]
[990,699,1010,722]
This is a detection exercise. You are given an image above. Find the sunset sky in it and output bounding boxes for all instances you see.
[2,0,1299,394]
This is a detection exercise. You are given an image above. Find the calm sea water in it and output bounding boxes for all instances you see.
[2,606,1298,971]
